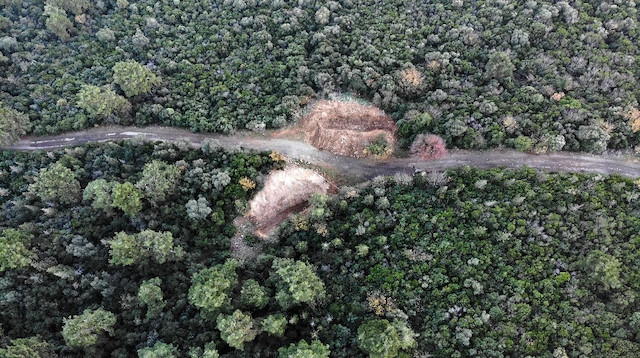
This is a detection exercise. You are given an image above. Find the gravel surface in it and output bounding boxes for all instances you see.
[3,125,639,179]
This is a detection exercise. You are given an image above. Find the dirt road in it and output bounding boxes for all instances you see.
[3,126,639,179]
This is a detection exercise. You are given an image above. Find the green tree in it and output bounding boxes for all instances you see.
[357,319,417,358]
[62,308,116,349]
[46,0,89,15]
[76,85,131,120]
[261,314,287,337]
[29,161,81,204]
[138,278,166,318]
[137,342,178,358]
[109,230,184,266]
[136,160,181,205]
[0,337,57,358]
[271,258,325,308]
[514,135,533,152]
[112,181,143,216]
[278,340,330,358]
[240,279,269,309]
[188,259,240,314]
[216,310,257,350]
[186,197,212,220]
[0,104,30,146]
[44,5,73,41]
[187,342,219,358]
[0,229,33,272]
[485,51,514,80]
[82,179,115,211]
[113,61,160,97]
[583,250,623,291]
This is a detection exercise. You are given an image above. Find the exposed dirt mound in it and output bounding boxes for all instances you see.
[301,100,397,158]
[247,166,330,238]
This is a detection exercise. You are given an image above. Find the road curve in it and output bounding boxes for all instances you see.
[2,125,640,180]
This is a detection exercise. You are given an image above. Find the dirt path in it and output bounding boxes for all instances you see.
[3,125,640,179]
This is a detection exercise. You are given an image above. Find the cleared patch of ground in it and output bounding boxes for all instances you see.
[300,99,397,158]
[247,166,330,238]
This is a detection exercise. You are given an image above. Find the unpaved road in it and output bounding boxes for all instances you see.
[3,126,640,179]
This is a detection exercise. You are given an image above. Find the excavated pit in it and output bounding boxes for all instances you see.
[247,166,330,238]
[300,100,397,158]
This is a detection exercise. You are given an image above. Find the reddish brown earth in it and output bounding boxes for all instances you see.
[300,100,397,158]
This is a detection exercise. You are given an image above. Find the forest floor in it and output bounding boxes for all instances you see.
[3,125,640,179]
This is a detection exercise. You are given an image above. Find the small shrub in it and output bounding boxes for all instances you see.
[409,134,447,160]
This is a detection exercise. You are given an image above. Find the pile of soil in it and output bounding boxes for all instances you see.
[300,100,397,158]
[247,166,330,238]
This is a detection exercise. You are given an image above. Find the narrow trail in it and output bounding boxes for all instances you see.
[2,125,639,179]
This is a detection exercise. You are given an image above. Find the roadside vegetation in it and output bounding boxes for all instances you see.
[1,0,640,153]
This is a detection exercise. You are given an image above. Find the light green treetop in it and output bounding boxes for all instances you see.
[188,259,240,314]
[136,160,181,205]
[187,342,219,358]
[109,230,184,266]
[137,342,178,358]
[216,309,257,350]
[112,181,143,216]
[83,179,115,211]
[277,339,330,358]
[113,61,160,97]
[240,279,269,309]
[0,229,33,272]
[43,5,73,41]
[271,258,325,308]
[76,85,131,120]
[138,277,166,318]
[29,161,81,205]
[0,337,57,358]
[62,308,116,349]
[357,319,417,358]
[261,314,287,337]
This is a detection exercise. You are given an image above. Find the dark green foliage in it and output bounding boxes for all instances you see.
[0,105,29,146]
[2,0,639,152]
[280,167,640,357]
[0,140,280,356]
[2,139,640,356]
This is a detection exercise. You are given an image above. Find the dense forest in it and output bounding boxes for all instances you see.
[1,0,640,152]
[1,140,640,357]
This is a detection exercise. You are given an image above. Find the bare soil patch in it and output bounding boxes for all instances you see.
[300,100,397,158]
[247,166,330,238]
